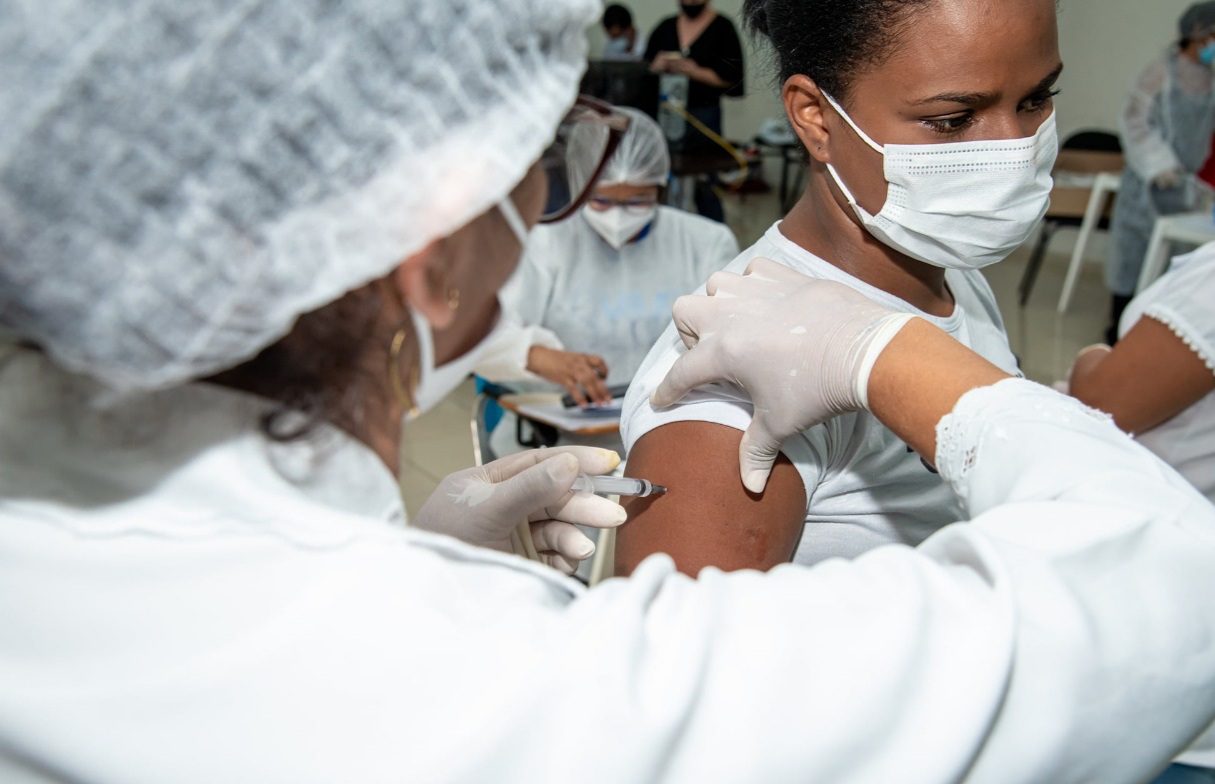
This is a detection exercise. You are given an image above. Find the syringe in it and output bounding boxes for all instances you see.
[569,474,667,497]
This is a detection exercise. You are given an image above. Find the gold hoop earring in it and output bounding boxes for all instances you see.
[447,288,461,312]
[389,327,420,419]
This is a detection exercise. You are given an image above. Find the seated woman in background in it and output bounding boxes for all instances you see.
[1067,241,1215,504]
[476,107,738,454]
[615,0,1057,575]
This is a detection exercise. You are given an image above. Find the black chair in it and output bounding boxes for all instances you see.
[1017,130,1122,307]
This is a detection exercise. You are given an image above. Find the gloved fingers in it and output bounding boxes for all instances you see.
[481,445,621,485]
[530,520,596,561]
[458,452,583,528]
[538,551,579,575]
[743,256,816,288]
[670,291,729,352]
[530,490,627,529]
[651,336,726,408]
[704,269,743,297]
[669,294,708,351]
[737,417,784,494]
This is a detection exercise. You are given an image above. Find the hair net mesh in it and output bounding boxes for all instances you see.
[0,0,597,391]
[1181,1,1215,38]
[570,107,670,192]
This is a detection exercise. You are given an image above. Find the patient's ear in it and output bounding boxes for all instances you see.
[783,75,832,164]
[395,239,456,330]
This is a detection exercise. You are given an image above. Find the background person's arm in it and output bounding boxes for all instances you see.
[1068,316,1215,435]
[615,421,807,576]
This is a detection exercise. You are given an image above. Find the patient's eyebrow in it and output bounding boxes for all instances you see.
[909,63,1065,108]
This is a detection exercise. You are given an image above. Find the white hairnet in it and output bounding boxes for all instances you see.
[0,0,597,391]
[571,107,670,191]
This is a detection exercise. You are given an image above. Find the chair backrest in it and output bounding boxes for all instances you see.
[1062,129,1122,153]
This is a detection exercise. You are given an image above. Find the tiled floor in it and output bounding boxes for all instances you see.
[398,190,1112,516]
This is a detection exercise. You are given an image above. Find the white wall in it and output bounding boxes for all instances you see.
[589,0,1194,146]
[1056,0,1191,142]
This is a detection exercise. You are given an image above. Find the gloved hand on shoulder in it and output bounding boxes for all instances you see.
[412,446,626,574]
[653,258,916,493]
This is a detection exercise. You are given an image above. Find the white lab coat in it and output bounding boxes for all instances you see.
[1107,52,1215,295]
[477,206,739,388]
[2,346,1215,783]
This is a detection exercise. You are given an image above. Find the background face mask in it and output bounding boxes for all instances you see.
[583,205,656,249]
[823,93,1058,271]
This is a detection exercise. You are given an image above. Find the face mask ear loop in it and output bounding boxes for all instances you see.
[498,196,530,248]
[825,162,862,209]
[821,91,887,155]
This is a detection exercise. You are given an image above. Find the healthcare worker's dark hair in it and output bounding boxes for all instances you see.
[742,0,934,101]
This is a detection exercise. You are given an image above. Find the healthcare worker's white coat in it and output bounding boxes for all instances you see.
[1121,243,1215,502]
[477,206,739,388]
[2,346,1215,783]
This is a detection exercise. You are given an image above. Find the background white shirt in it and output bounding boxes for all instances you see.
[479,206,739,388]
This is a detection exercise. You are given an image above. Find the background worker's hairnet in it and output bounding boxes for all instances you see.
[1181,1,1215,39]
[0,0,597,392]
[570,107,671,193]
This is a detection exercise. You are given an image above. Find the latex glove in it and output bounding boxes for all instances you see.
[527,345,612,407]
[412,446,627,574]
[1153,169,1183,190]
[652,258,916,493]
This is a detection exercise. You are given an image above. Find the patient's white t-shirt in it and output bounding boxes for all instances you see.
[621,222,1021,566]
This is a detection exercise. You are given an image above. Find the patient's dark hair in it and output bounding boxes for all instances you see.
[742,0,934,101]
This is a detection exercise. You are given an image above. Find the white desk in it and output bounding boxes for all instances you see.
[1058,171,1120,314]
[1136,210,1215,294]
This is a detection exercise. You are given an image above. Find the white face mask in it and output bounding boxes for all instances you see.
[822,93,1058,270]
[583,204,657,250]
[404,197,529,420]
[604,37,631,56]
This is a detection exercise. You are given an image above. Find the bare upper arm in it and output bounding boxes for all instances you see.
[615,421,808,577]
[1070,316,1215,434]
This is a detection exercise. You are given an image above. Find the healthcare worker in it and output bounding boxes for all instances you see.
[616,0,1040,574]
[1067,241,1215,504]
[2,2,1215,783]
[476,107,736,452]
[1105,1,1215,344]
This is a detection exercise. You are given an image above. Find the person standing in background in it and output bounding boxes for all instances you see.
[646,0,744,222]
[602,4,646,61]
[1105,1,1215,344]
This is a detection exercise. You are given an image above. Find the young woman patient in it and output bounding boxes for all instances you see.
[616,0,1062,574]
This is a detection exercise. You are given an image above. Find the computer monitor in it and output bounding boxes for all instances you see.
[579,60,659,119]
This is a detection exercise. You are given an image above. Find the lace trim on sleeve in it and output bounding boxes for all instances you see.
[1143,307,1215,377]
[935,379,1113,497]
